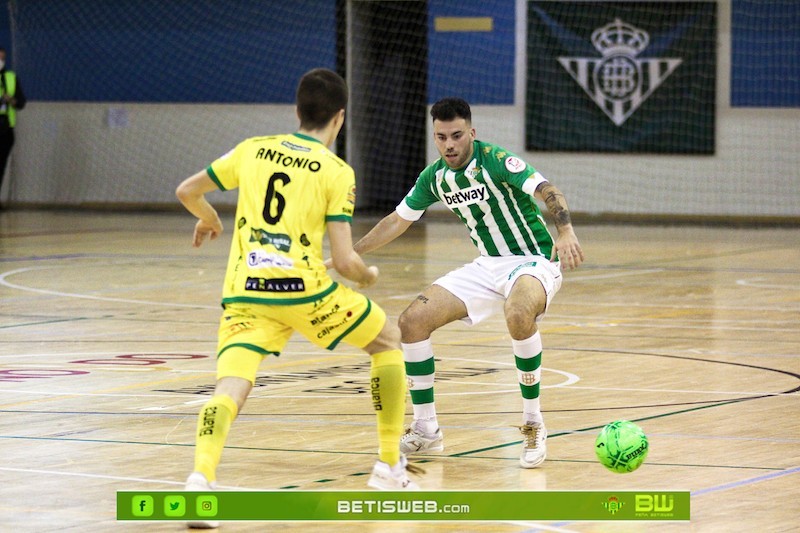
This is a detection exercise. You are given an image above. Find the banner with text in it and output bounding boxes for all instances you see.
[118,490,690,522]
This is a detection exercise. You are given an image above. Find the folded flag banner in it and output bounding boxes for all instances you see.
[526,1,716,153]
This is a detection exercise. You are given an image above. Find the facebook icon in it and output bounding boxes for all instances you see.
[132,495,154,517]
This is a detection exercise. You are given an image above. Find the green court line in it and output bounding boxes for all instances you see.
[451,396,754,457]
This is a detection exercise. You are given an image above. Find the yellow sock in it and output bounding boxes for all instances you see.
[370,349,406,466]
[193,394,239,482]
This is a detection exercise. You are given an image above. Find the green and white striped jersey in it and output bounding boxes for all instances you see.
[397,140,554,258]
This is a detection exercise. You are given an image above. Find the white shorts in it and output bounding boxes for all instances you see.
[433,255,563,326]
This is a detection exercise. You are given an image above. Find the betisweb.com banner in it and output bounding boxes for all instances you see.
[526,1,716,153]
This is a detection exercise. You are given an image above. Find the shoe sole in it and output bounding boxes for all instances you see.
[400,442,444,454]
[187,520,220,529]
[368,476,412,490]
[519,454,546,468]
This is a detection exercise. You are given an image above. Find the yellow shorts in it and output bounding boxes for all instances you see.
[215,284,386,383]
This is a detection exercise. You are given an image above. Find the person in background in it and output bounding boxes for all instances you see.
[0,46,26,204]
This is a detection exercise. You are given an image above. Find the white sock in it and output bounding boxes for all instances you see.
[412,414,439,435]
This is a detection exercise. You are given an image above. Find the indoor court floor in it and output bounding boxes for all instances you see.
[1,209,798,532]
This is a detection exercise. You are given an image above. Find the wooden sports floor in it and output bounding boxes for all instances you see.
[1,209,798,532]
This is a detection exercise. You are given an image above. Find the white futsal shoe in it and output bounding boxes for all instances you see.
[368,454,422,490]
[399,423,444,455]
[185,472,220,529]
[519,422,547,468]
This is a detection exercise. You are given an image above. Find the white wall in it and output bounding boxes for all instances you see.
[4,1,799,219]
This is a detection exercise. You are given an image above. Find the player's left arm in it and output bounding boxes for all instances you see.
[534,181,584,270]
[175,170,224,248]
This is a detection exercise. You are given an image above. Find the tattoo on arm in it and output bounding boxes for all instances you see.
[416,295,429,304]
[539,183,572,227]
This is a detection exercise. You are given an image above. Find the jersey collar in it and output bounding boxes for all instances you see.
[293,132,323,144]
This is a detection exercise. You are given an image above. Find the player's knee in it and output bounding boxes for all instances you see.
[504,305,539,338]
[398,307,431,339]
[213,377,252,411]
[366,321,401,353]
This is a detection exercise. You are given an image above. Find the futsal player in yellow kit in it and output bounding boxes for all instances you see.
[176,69,418,526]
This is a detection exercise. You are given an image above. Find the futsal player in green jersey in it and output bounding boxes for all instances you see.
[348,97,584,469]
[176,69,418,525]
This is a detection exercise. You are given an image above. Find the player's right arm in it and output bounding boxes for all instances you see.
[353,211,414,256]
[328,220,380,288]
[175,170,224,248]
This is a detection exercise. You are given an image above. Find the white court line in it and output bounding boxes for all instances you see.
[0,389,200,398]
[0,266,218,309]
[737,278,800,290]
[2,385,793,402]
[0,466,186,486]
[0,349,327,360]
[552,301,800,312]
[389,269,666,299]
[544,319,796,333]
[0,466,254,490]
[562,385,798,397]
[566,268,664,281]
[547,314,797,326]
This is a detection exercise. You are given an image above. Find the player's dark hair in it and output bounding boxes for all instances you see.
[296,68,348,130]
[430,97,471,123]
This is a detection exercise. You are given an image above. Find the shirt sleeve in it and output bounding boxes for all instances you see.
[396,167,439,221]
[521,171,549,196]
[396,192,425,221]
[488,147,547,195]
[207,145,240,191]
[326,165,356,223]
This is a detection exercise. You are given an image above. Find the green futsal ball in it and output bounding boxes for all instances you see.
[595,420,649,473]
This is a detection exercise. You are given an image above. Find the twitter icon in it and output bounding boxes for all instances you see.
[164,495,186,517]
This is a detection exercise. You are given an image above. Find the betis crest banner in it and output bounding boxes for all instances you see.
[526,2,716,153]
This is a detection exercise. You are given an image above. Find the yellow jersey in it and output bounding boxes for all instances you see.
[207,133,355,306]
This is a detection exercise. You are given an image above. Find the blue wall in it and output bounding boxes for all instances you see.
[8,1,800,107]
[428,1,516,104]
[731,0,800,107]
[13,0,517,105]
[15,0,336,102]
[0,3,10,63]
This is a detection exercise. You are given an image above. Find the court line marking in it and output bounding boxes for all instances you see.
[691,465,800,495]
[1,463,797,499]
[5,265,799,317]
[736,278,800,290]
[0,266,218,309]
[387,269,668,300]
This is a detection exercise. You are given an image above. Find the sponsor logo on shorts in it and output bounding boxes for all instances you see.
[245,277,305,292]
[310,304,341,326]
[508,261,538,280]
[316,311,354,339]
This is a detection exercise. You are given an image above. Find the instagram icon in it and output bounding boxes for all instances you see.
[196,495,218,517]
